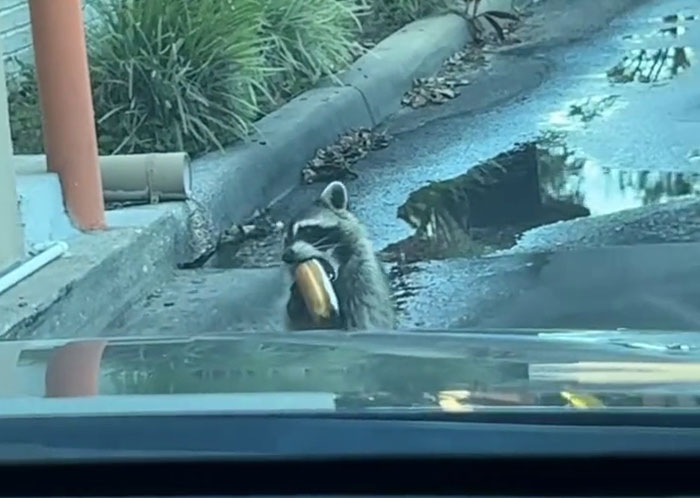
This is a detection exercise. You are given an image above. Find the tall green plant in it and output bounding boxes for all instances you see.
[451,0,520,43]
[260,0,366,103]
[89,0,270,156]
[368,0,451,27]
[6,58,43,154]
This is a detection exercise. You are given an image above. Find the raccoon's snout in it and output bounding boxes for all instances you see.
[281,247,298,264]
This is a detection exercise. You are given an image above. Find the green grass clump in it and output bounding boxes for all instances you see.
[89,0,269,156]
[6,0,447,157]
[6,58,43,154]
[260,0,366,105]
[366,0,452,31]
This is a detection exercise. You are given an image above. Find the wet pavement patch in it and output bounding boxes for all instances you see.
[301,128,392,184]
[660,13,698,23]
[621,9,697,42]
[658,25,688,38]
[546,94,624,130]
[381,132,700,264]
[689,149,700,164]
[381,140,583,262]
[607,46,694,84]
[385,261,422,315]
[621,25,689,42]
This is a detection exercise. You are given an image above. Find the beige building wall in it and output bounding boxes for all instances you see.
[1,0,99,75]
[0,31,24,273]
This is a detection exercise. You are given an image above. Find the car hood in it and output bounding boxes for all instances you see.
[2,328,700,416]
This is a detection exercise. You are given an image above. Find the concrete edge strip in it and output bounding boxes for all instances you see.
[0,207,185,340]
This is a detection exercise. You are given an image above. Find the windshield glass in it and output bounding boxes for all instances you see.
[1,0,699,415]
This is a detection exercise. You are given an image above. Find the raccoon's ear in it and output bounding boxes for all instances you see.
[320,181,348,210]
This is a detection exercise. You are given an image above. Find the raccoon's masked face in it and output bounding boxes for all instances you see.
[281,181,351,281]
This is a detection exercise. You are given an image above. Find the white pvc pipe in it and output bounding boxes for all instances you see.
[0,241,69,296]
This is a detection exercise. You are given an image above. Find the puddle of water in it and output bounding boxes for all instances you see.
[386,262,421,315]
[622,10,696,42]
[660,13,698,23]
[688,148,700,164]
[538,133,700,216]
[659,25,688,37]
[381,132,700,264]
[607,46,694,85]
[622,25,688,42]
[382,140,587,263]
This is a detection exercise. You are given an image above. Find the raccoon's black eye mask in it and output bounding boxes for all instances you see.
[296,225,343,247]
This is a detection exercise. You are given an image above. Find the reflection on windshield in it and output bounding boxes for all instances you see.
[9,336,700,412]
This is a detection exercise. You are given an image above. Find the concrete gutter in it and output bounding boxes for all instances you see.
[0,14,470,340]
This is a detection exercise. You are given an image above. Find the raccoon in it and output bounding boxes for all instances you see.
[282,181,395,331]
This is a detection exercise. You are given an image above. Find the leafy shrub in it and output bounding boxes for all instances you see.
[6,58,43,154]
[451,0,520,43]
[260,0,366,105]
[6,0,448,157]
[366,0,452,30]
[88,0,270,156]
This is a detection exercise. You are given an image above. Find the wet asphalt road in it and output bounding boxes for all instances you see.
[267,0,700,252]
[101,0,700,337]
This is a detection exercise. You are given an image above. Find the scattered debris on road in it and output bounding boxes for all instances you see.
[221,209,283,246]
[402,76,467,108]
[213,209,285,268]
[302,127,392,184]
[401,47,486,109]
[688,148,700,163]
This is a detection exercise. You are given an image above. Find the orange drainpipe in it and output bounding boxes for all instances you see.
[28,0,106,230]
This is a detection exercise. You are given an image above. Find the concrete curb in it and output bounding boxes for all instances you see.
[0,204,187,340]
[339,15,471,126]
[188,14,470,261]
